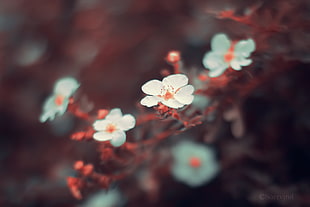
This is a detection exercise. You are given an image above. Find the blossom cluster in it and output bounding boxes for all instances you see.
[39,32,257,200]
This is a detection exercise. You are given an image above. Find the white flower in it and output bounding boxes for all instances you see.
[140,74,195,109]
[40,77,80,122]
[171,141,219,187]
[93,108,135,147]
[202,33,255,77]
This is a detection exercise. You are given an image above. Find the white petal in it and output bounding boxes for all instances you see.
[93,120,111,131]
[174,85,195,105]
[40,111,55,122]
[176,85,194,96]
[140,96,160,107]
[53,77,80,97]
[234,39,255,57]
[174,94,194,105]
[106,108,122,121]
[239,58,252,66]
[202,52,229,71]
[110,130,126,147]
[161,99,184,109]
[171,164,192,183]
[230,60,241,70]
[39,95,68,122]
[162,74,188,89]
[118,114,135,131]
[141,80,163,95]
[42,95,55,109]
[93,131,112,141]
[211,33,231,52]
[230,57,252,71]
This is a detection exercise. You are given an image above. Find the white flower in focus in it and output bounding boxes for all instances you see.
[93,108,135,147]
[202,33,255,77]
[171,141,219,187]
[140,74,194,109]
[40,77,80,122]
[81,189,122,207]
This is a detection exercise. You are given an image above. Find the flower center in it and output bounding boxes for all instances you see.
[188,157,201,168]
[224,46,235,63]
[54,95,65,106]
[105,124,117,133]
[163,91,174,100]
[158,85,177,101]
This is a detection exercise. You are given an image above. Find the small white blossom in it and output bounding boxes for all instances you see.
[202,33,255,77]
[40,77,80,122]
[171,141,219,187]
[140,74,194,109]
[93,108,135,147]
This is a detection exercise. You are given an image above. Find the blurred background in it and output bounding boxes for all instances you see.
[0,0,309,206]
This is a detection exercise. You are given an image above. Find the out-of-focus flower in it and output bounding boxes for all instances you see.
[40,77,80,122]
[93,108,135,147]
[171,141,219,187]
[80,189,122,207]
[140,74,194,109]
[166,50,181,64]
[15,38,47,66]
[202,33,255,77]
[192,95,210,111]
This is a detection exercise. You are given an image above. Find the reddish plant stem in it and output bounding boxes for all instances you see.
[136,113,161,126]
[67,102,92,121]
[173,62,180,74]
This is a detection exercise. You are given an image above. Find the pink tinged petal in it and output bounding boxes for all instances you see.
[140,96,160,107]
[162,74,188,89]
[161,99,184,109]
[211,33,231,52]
[118,114,136,131]
[106,108,122,121]
[93,131,112,141]
[110,130,126,147]
[141,80,163,95]
[93,120,111,131]
[202,52,229,71]
[234,39,255,57]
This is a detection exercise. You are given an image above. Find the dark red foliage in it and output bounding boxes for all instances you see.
[1,0,310,207]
